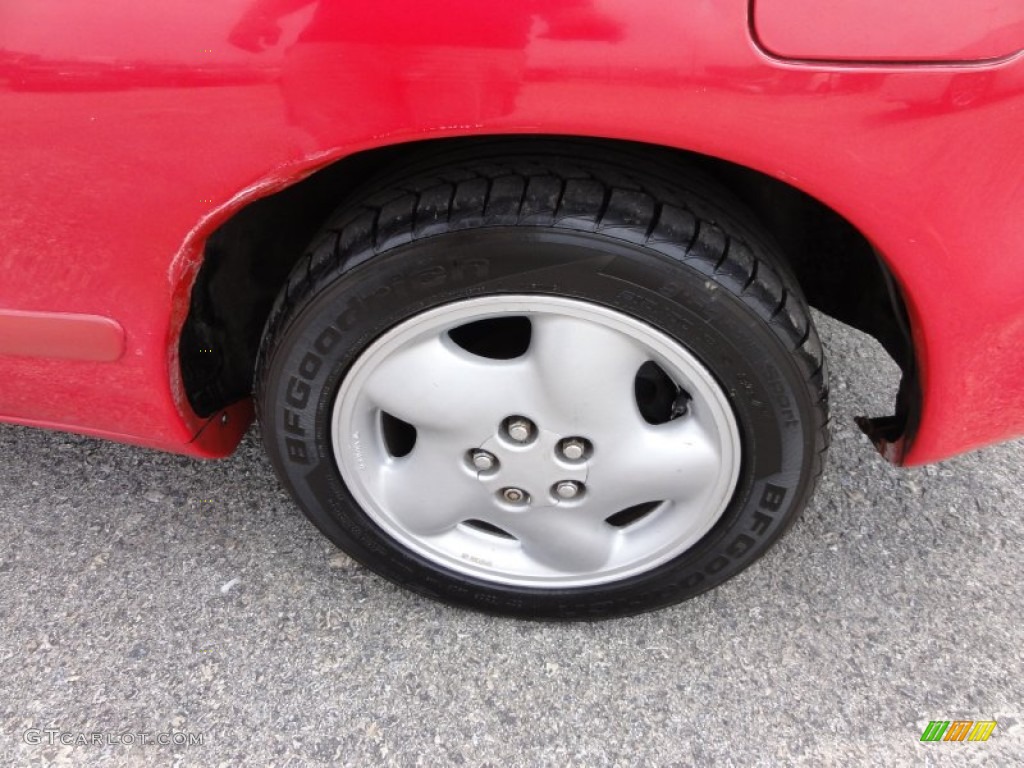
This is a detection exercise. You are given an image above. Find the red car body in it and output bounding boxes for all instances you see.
[1,0,1022,465]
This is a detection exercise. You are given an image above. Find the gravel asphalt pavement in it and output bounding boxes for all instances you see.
[1,312,1021,766]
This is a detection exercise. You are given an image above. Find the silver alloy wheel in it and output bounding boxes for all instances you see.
[331,296,741,588]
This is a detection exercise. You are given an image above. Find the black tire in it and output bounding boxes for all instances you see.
[255,142,828,620]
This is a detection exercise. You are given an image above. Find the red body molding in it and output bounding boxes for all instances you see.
[0,310,125,362]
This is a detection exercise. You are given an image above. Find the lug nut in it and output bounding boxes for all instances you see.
[470,450,497,472]
[501,487,529,504]
[505,417,534,443]
[554,481,583,500]
[559,438,588,461]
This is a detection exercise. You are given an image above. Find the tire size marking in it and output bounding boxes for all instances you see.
[333,260,490,332]
[763,363,799,429]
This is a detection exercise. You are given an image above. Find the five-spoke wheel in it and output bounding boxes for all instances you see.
[332,296,741,587]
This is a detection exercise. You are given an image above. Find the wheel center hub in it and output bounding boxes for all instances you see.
[474,426,588,507]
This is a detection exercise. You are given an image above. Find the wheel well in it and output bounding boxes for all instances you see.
[179,136,916,459]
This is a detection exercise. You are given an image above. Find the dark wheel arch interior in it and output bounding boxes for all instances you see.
[178,136,916,461]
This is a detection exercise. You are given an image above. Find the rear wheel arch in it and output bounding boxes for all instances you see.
[177,135,916,460]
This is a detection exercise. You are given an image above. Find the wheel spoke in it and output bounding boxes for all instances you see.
[589,416,724,514]
[362,333,535,434]
[527,314,650,437]
[501,507,619,573]
[377,436,484,536]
